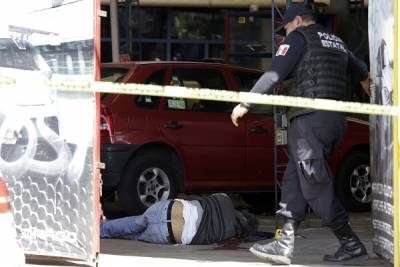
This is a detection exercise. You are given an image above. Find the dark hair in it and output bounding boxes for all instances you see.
[234,210,258,238]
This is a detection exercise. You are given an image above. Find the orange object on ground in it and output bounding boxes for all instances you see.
[0,177,25,267]
[0,178,11,213]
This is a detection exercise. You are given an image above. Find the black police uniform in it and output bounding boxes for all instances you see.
[248,24,368,230]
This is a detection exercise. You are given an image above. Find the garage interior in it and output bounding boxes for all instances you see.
[1,0,396,266]
[93,1,396,267]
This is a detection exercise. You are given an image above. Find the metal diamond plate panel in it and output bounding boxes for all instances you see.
[0,0,97,263]
[369,1,395,264]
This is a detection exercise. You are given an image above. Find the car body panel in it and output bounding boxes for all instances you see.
[100,61,370,194]
[245,114,276,187]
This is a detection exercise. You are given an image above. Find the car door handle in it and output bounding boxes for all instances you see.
[164,121,183,129]
[249,126,267,134]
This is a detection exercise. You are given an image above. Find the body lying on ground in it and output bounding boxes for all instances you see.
[100,193,265,245]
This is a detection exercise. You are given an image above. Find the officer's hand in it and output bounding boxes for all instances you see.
[231,104,249,127]
[360,73,371,96]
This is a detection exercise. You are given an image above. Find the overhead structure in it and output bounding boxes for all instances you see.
[101,0,367,7]
[102,0,328,7]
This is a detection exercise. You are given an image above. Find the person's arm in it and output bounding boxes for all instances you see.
[249,32,305,95]
[231,31,306,126]
[348,51,370,96]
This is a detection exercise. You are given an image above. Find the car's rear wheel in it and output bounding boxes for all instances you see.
[335,152,371,212]
[118,149,181,215]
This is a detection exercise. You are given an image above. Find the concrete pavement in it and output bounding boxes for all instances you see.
[26,212,391,267]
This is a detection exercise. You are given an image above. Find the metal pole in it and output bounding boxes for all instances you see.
[272,0,276,63]
[272,0,291,217]
[272,0,278,215]
[110,0,120,62]
[167,8,172,60]
[128,3,133,59]
[393,1,399,266]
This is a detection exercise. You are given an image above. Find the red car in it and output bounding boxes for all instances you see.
[100,61,371,214]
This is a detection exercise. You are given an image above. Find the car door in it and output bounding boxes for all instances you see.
[232,71,276,188]
[159,65,246,189]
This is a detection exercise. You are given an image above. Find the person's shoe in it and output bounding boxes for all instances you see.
[249,219,297,265]
[323,223,368,262]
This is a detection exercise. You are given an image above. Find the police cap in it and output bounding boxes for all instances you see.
[282,3,313,25]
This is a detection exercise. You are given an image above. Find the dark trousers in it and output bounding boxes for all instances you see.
[277,111,349,229]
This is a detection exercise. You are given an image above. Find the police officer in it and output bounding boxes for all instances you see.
[231,3,370,265]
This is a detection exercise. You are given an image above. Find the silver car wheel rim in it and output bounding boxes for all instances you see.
[349,164,371,204]
[137,167,171,207]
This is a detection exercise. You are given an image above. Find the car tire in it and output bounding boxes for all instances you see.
[118,150,181,215]
[335,152,371,212]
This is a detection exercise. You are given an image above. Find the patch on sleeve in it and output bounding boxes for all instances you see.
[276,44,290,56]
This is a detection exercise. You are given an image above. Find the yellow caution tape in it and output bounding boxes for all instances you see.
[274,228,282,240]
[0,78,398,116]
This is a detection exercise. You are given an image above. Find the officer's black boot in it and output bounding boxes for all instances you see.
[323,223,368,262]
[249,219,297,265]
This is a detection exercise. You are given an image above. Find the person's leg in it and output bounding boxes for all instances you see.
[137,200,173,244]
[100,200,172,243]
[250,218,298,264]
[100,215,147,240]
[249,131,308,265]
[323,223,368,262]
[276,154,308,222]
[299,163,367,262]
[294,112,367,262]
[290,112,348,225]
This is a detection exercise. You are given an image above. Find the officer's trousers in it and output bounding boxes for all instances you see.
[277,111,349,229]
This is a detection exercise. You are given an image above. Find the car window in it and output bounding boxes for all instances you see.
[101,67,130,82]
[145,69,165,85]
[135,69,164,109]
[100,67,131,100]
[167,68,232,113]
[234,71,261,92]
[233,71,273,115]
